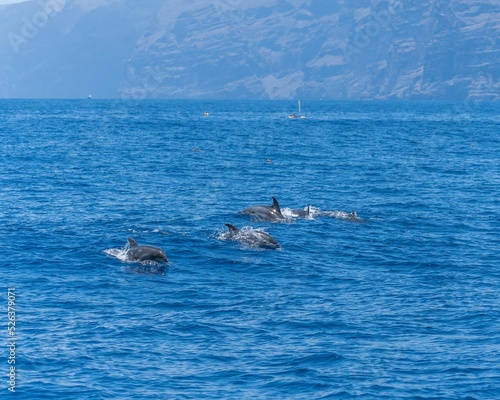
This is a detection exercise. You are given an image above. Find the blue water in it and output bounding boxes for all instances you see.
[1,99,499,399]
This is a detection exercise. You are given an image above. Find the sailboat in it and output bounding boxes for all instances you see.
[288,100,306,119]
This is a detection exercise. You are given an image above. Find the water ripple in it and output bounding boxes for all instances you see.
[1,100,499,399]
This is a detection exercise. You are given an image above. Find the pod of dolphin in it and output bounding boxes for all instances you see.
[123,197,360,265]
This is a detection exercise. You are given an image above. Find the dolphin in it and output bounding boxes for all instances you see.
[291,205,311,218]
[347,210,363,222]
[126,238,168,263]
[240,196,284,222]
[224,224,280,250]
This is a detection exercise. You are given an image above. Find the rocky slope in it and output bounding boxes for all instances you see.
[0,0,498,99]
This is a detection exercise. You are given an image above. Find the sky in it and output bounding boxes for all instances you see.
[0,0,30,4]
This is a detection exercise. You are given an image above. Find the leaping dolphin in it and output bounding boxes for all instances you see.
[240,196,284,222]
[127,238,168,263]
[224,224,280,250]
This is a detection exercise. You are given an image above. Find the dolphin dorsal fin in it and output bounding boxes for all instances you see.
[306,205,311,216]
[225,224,239,233]
[128,237,138,247]
[271,197,281,211]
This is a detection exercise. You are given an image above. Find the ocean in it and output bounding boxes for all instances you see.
[1,99,499,399]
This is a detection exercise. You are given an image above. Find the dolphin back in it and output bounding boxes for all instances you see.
[223,225,280,250]
[241,197,284,221]
[225,223,240,234]
[128,237,139,247]
[252,230,280,249]
[271,197,284,218]
[126,238,168,262]
[272,197,281,213]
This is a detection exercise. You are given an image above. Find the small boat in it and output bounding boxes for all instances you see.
[288,100,306,119]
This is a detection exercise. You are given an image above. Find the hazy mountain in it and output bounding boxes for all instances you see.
[0,0,498,100]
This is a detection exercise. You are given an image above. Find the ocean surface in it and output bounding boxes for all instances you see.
[1,99,499,399]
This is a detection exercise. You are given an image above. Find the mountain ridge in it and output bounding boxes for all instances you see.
[0,0,498,100]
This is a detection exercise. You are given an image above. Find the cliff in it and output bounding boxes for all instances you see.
[0,0,498,100]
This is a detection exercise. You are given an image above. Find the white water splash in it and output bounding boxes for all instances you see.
[103,246,130,263]
[283,205,364,222]
[217,226,281,250]
[319,209,364,222]
[217,225,269,241]
[282,206,319,220]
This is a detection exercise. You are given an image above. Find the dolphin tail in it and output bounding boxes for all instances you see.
[225,224,240,233]
[128,237,138,247]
